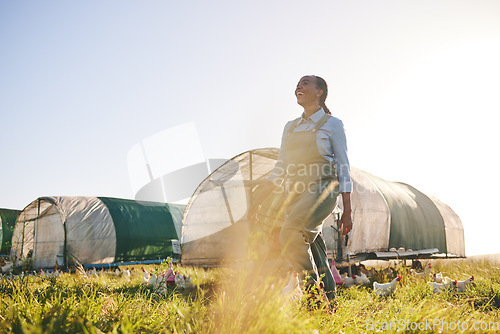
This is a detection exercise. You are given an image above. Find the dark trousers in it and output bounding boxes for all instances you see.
[279,180,338,300]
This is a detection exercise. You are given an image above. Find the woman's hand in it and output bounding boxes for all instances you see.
[339,210,352,235]
[339,192,352,235]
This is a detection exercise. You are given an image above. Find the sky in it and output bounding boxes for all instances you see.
[1,0,499,256]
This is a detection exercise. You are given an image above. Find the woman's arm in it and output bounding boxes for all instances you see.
[339,192,352,235]
[328,118,353,235]
[329,118,352,193]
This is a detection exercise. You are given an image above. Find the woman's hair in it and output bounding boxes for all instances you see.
[313,75,331,115]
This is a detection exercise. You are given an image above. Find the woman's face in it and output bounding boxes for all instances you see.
[295,76,323,107]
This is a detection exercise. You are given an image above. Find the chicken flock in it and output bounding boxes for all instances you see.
[336,261,474,296]
[2,258,475,299]
[0,259,197,294]
[281,260,475,301]
[141,261,196,293]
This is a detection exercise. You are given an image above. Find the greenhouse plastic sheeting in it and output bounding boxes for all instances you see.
[10,197,185,268]
[181,148,337,266]
[11,197,115,268]
[181,148,465,267]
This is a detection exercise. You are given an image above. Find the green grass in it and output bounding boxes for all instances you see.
[1,258,499,333]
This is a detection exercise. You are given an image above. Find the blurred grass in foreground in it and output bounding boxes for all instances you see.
[0,257,499,333]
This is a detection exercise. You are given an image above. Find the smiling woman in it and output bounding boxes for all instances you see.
[295,76,331,116]
[248,75,353,306]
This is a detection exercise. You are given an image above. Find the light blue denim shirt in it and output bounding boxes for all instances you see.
[268,108,353,193]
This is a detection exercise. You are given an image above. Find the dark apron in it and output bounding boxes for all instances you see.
[280,113,339,300]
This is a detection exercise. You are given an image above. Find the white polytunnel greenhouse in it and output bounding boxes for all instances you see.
[10,197,185,269]
[181,148,465,267]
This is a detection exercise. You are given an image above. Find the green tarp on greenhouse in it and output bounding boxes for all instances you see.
[330,167,465,260]
[99,197,181,262]
[0,208,21,254]
[10,197,185,269]
[361,173,447,253]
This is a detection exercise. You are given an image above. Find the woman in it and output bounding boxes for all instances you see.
[250,75,353,304]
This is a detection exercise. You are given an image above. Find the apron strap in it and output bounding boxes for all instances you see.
[311,114,332,132]
[287,117,301,136]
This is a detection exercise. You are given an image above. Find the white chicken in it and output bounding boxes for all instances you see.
[428,276,453,293]
[1,261,13,273]
[358,266,377,278]
[88,267,97,276]
[341,274,358,288]
[373,276,401,297]
[453,276,474,293]
[354,273,370,286]
[147,272,157,288]
[158,272,170,288]
[183,275,196,290]
[424,263,432,276]
[433,272,443,283]
[123,268,131,280]
[411,263,432,279]
[175,273,195,290]
[141,267,150,285]
[281,271,302,300]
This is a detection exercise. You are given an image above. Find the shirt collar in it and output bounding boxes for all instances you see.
[300,108,325,123]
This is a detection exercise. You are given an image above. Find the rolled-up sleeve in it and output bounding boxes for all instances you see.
[267,121,292,186]
[330,119,352,193]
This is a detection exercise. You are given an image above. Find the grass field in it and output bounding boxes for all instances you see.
[1,257,499,333]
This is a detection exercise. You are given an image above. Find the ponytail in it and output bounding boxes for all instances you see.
[314,75,331,115]
[320,101,331,115]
